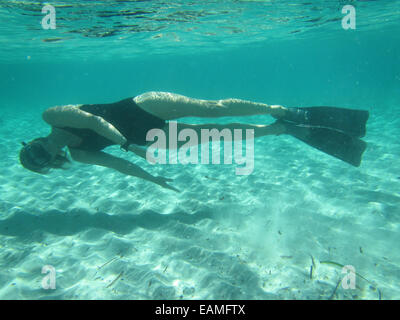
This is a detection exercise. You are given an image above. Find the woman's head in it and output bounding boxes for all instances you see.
[19,137,70,174]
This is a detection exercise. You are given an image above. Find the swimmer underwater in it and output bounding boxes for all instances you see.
[19,92,369,192]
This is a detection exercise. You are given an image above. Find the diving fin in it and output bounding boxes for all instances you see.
[280,120,367,167]
[275,106,369,138]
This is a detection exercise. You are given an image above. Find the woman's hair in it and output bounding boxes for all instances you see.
[19,137,70,174]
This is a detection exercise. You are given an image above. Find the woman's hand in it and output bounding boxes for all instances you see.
[120,138,130,152]
[152,176,180,193]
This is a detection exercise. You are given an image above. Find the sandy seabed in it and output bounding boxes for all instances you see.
[0,107,399,300]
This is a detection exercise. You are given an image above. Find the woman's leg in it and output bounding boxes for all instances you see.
[157,121,286,149]
[134,92,287,120]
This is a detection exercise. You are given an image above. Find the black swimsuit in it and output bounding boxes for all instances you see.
[57,97,166,151]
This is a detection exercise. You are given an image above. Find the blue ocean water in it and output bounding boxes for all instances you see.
[0,0,399,300]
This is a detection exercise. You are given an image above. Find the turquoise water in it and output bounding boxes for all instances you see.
[0,0,400,300]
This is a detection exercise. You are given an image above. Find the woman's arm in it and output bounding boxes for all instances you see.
[69,148,179,192]
[42,105,127,146]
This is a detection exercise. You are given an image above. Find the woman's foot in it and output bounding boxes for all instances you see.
[269,105,287,118]
[269,119,287,135]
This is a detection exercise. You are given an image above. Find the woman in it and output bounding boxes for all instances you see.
[19,92,369,192]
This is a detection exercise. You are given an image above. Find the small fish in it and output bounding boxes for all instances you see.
[320,260,371,284]
[329,279,342,300]
[95,254,123,276]
[205,175,219,181]
[98,257,118,269]
[310,255,316,268]
[42,38,63,43]
[306,17,321,23]
[309,255,315,280]
[106,271,124,288]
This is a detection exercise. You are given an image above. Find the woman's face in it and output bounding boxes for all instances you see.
[22,139,54,173]
[40,140,71,171]
[21,136,71,174]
